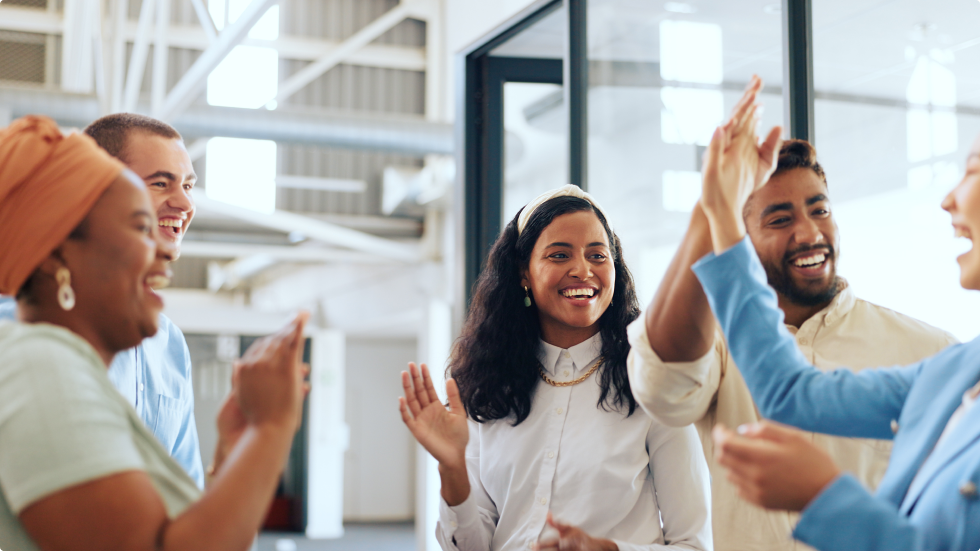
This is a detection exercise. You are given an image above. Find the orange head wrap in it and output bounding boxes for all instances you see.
[0,115,125,296]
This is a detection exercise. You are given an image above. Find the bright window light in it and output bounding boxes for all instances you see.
[906,108,932,162]
[661,87,723,145]
[207,46,278,109]
[906,54,958,163]
[206,137,277,214]
[662,170,702,212]
[207,0,279,109]
[659,20,723,84]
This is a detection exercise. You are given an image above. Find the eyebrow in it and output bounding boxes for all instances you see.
[760,194,829,217]
[143,170,198,183]
[545,241,608,248]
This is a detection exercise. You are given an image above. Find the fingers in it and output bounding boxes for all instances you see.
[421,364,441,406]
[401,370,423,418]
[738,420,797,443]
[398,397,416,430]
[288,311,309,362]
[756,125,784,184]
[727,75,762,131]
[409,362,432,408]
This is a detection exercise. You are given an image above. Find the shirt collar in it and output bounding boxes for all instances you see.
[537,332,604,376]
[797,277,855,331]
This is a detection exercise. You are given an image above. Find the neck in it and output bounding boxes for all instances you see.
[539,323,600,350]
[18,302,115,366]
[777,295,832,328]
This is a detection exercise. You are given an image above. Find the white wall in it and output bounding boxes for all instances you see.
[343,337,419,521]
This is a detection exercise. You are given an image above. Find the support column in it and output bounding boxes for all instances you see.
[782,0,814,143]
[306,329,348,539]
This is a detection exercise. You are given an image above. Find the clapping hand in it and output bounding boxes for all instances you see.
[533,512,618,551]
[700,75,783,253]
[713,421,842,512]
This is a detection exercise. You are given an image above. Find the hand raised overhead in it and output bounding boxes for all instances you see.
[399,363,469,472]
[701,75,783,253]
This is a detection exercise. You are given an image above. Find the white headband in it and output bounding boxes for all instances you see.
[516,184,611,236]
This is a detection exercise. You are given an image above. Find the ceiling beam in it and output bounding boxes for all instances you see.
[0,5,426,72]
[191,189,421,262]
[154,0,278,121]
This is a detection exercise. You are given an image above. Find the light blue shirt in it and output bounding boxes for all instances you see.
[0,298,204,488]
[692,237,980,551]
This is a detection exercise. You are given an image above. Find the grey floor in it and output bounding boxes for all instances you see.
[257,522,415,551]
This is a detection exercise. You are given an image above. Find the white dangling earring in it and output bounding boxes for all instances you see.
[55,267,75,311]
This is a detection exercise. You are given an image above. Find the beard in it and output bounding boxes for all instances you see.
[761,243,841,307]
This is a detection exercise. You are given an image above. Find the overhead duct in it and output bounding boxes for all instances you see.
[0,87,454,156]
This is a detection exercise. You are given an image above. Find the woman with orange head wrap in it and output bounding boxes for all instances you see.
[0,115,309,551]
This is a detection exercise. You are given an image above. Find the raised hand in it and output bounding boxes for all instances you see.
[534,512,617,551]
[701,75,783,253]
[712,421,841,511]
[399,362,469,471]
[233,311,309,432]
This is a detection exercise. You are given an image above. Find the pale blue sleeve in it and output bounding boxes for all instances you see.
[691,237,920,439]
[166,325,205,488]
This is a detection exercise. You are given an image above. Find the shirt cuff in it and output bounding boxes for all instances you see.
[439,490,482,533]
[793,474,863,546]
[627,316,715,379]
[691,235,758,280]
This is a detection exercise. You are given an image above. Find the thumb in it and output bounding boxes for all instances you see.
[758,126,783,178]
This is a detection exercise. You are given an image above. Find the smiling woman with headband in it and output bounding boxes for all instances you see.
[398,185,712,551]
[0,115,309,551]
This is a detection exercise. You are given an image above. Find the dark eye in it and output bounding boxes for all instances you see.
[550,252,569,259]
[769,216,790,226]
[149,181,167,188]
[590,253,607,260]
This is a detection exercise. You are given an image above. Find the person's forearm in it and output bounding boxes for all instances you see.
[439,462,471,506]
[645,204,716,362]
[162,424,294,551]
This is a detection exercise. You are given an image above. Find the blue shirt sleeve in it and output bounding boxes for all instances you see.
[691,237,921,439]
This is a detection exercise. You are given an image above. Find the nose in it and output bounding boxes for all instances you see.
[941,185,957,213]
[567,253,593,279]
[793,215,825,246]
[167,184,194,214]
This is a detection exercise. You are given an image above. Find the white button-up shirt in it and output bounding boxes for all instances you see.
[627,280,956,551]
[438,333,712,551]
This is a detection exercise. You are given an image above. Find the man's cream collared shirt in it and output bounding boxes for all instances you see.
[627,280,956,551]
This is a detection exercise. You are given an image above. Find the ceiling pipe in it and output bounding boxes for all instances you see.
[0,87,454,156]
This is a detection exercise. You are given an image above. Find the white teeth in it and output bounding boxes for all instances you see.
[562,288,595,298]
[159,219,183,228]
[145,275,171,290]
[955,228,972,240]
[793,253,826,267]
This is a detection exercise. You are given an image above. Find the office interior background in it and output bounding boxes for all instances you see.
[0,0,978,548]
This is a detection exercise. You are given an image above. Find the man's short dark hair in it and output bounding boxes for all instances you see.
[84,113,182,163]
[772,139,827,186]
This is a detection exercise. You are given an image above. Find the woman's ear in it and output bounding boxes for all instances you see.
[35,251,67,278]
[520,269,529,289]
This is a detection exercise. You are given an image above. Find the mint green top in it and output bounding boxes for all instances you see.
[0,321,202,551]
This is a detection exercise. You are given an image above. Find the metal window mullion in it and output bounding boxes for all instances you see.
[782,0,814,143]
[565,0,588,189]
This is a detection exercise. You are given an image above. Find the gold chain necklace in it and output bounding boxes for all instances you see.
[538,357,604,387]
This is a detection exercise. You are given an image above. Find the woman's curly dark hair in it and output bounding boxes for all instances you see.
[449,196,640,425]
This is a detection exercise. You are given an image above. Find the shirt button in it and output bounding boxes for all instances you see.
[548,451,555,458]
[540,497,547,505]
[450,520,458,528]
[555,408,563,414]
[563,370,570,376]
[798,338,809,345]
[562,351,570,358]
[960,482,978,499]
[139,383,145,392]
[890,419,899,434]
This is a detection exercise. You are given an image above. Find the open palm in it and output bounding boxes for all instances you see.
[399,362,469,471]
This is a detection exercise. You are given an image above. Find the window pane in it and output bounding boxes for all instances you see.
[586,0,784,305]
[813,0,980,340]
